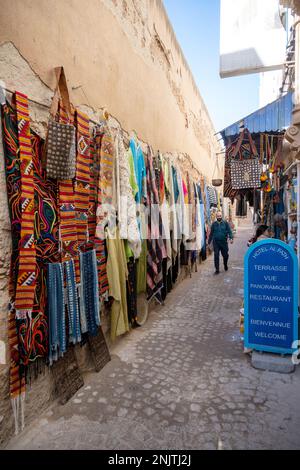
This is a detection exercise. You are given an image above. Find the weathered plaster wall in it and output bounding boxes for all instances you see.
[0,0,221,446]
[0,0,220,176]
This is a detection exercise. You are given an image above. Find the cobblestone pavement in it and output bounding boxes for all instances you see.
[5,222,300,450]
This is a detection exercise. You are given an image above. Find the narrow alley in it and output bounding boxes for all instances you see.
[5,221,300,451]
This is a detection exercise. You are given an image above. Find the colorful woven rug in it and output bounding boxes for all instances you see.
[93,125,110,298]
[1,100,26,433]
[55,105,80,284]
[74,110,91,245]
[14,92,36,320]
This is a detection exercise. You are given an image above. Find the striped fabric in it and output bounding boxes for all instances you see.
[95,125,115,239]
[2,98,26,434]
[64,258,81,344]
[57,105,80,281]
[75,111,91,244]
[14,92,36,319]
[88,136,98,240]
[94,125,111,298]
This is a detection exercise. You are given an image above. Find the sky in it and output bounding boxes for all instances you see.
[163,0,260,133]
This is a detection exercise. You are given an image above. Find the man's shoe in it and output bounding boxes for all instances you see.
[224,265,228,271]
[214,270,220,275]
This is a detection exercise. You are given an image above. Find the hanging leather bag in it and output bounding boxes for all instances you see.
[44,67,76,179]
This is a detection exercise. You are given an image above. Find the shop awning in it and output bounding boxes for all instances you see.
[220,91,293,138]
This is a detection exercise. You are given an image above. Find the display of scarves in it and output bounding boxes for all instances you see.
[79,249,100,336]
[146,146,166,301]
[47,262,66,366]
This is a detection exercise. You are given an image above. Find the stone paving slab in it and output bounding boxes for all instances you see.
[4,222,300,450]
[252,351,296,374]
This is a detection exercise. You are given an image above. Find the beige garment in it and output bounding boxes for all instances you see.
[106,227,129,341]
[115,132,141,259]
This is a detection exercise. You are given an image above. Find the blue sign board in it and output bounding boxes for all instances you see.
[244,239,298,354]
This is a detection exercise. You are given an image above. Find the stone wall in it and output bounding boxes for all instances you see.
[0,0,221,446]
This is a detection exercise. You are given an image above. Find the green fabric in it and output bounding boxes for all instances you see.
[208,220,233,244]
[106,228,129,341]
[136,239,147,294]
[127,147,139,197]
[124,240,133,262]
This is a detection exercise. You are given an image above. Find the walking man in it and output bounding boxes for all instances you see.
[208,211,233,275]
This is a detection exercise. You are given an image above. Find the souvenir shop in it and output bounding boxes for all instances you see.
[220,91,298,255]
[0,68,220,433]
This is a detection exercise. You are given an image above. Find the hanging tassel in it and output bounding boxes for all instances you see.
[20,392,25,432]
[11,396,19,436]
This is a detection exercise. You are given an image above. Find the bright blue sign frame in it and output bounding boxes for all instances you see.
[244,239,298,354]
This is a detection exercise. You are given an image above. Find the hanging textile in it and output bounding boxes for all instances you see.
[47,262,66,366]
[224,129,260,200]
[204,184,211,223]
[87,136,98,240]
[79,249,101,336]
[94,124,113,298]
[15,93,53,372]
[235,195,248,217]
[169,161,178,255]
[136,239,147,294]
[57,105,80,282]
[196,183,206,250]
[207,185,217,208]
[74,110,91,245]
[14,92,36,321]
[115,132,141,259]
[195,183,203,252]
[130,138,146,204]
[146,147,166,301]
[186,173,196,246]
[126,258,138,327]
[176,168,185,249]
[1,99,26,434]
[106,227,129,341]
[64,258,81,344]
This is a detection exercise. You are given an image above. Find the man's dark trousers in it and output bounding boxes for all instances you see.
[213,239,229,272]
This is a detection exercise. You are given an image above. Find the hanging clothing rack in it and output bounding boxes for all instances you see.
[1,85,210,185]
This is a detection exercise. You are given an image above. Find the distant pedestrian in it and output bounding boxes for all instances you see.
[208,211,233,275]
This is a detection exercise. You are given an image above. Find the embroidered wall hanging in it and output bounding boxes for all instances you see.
[230,159,261,190]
